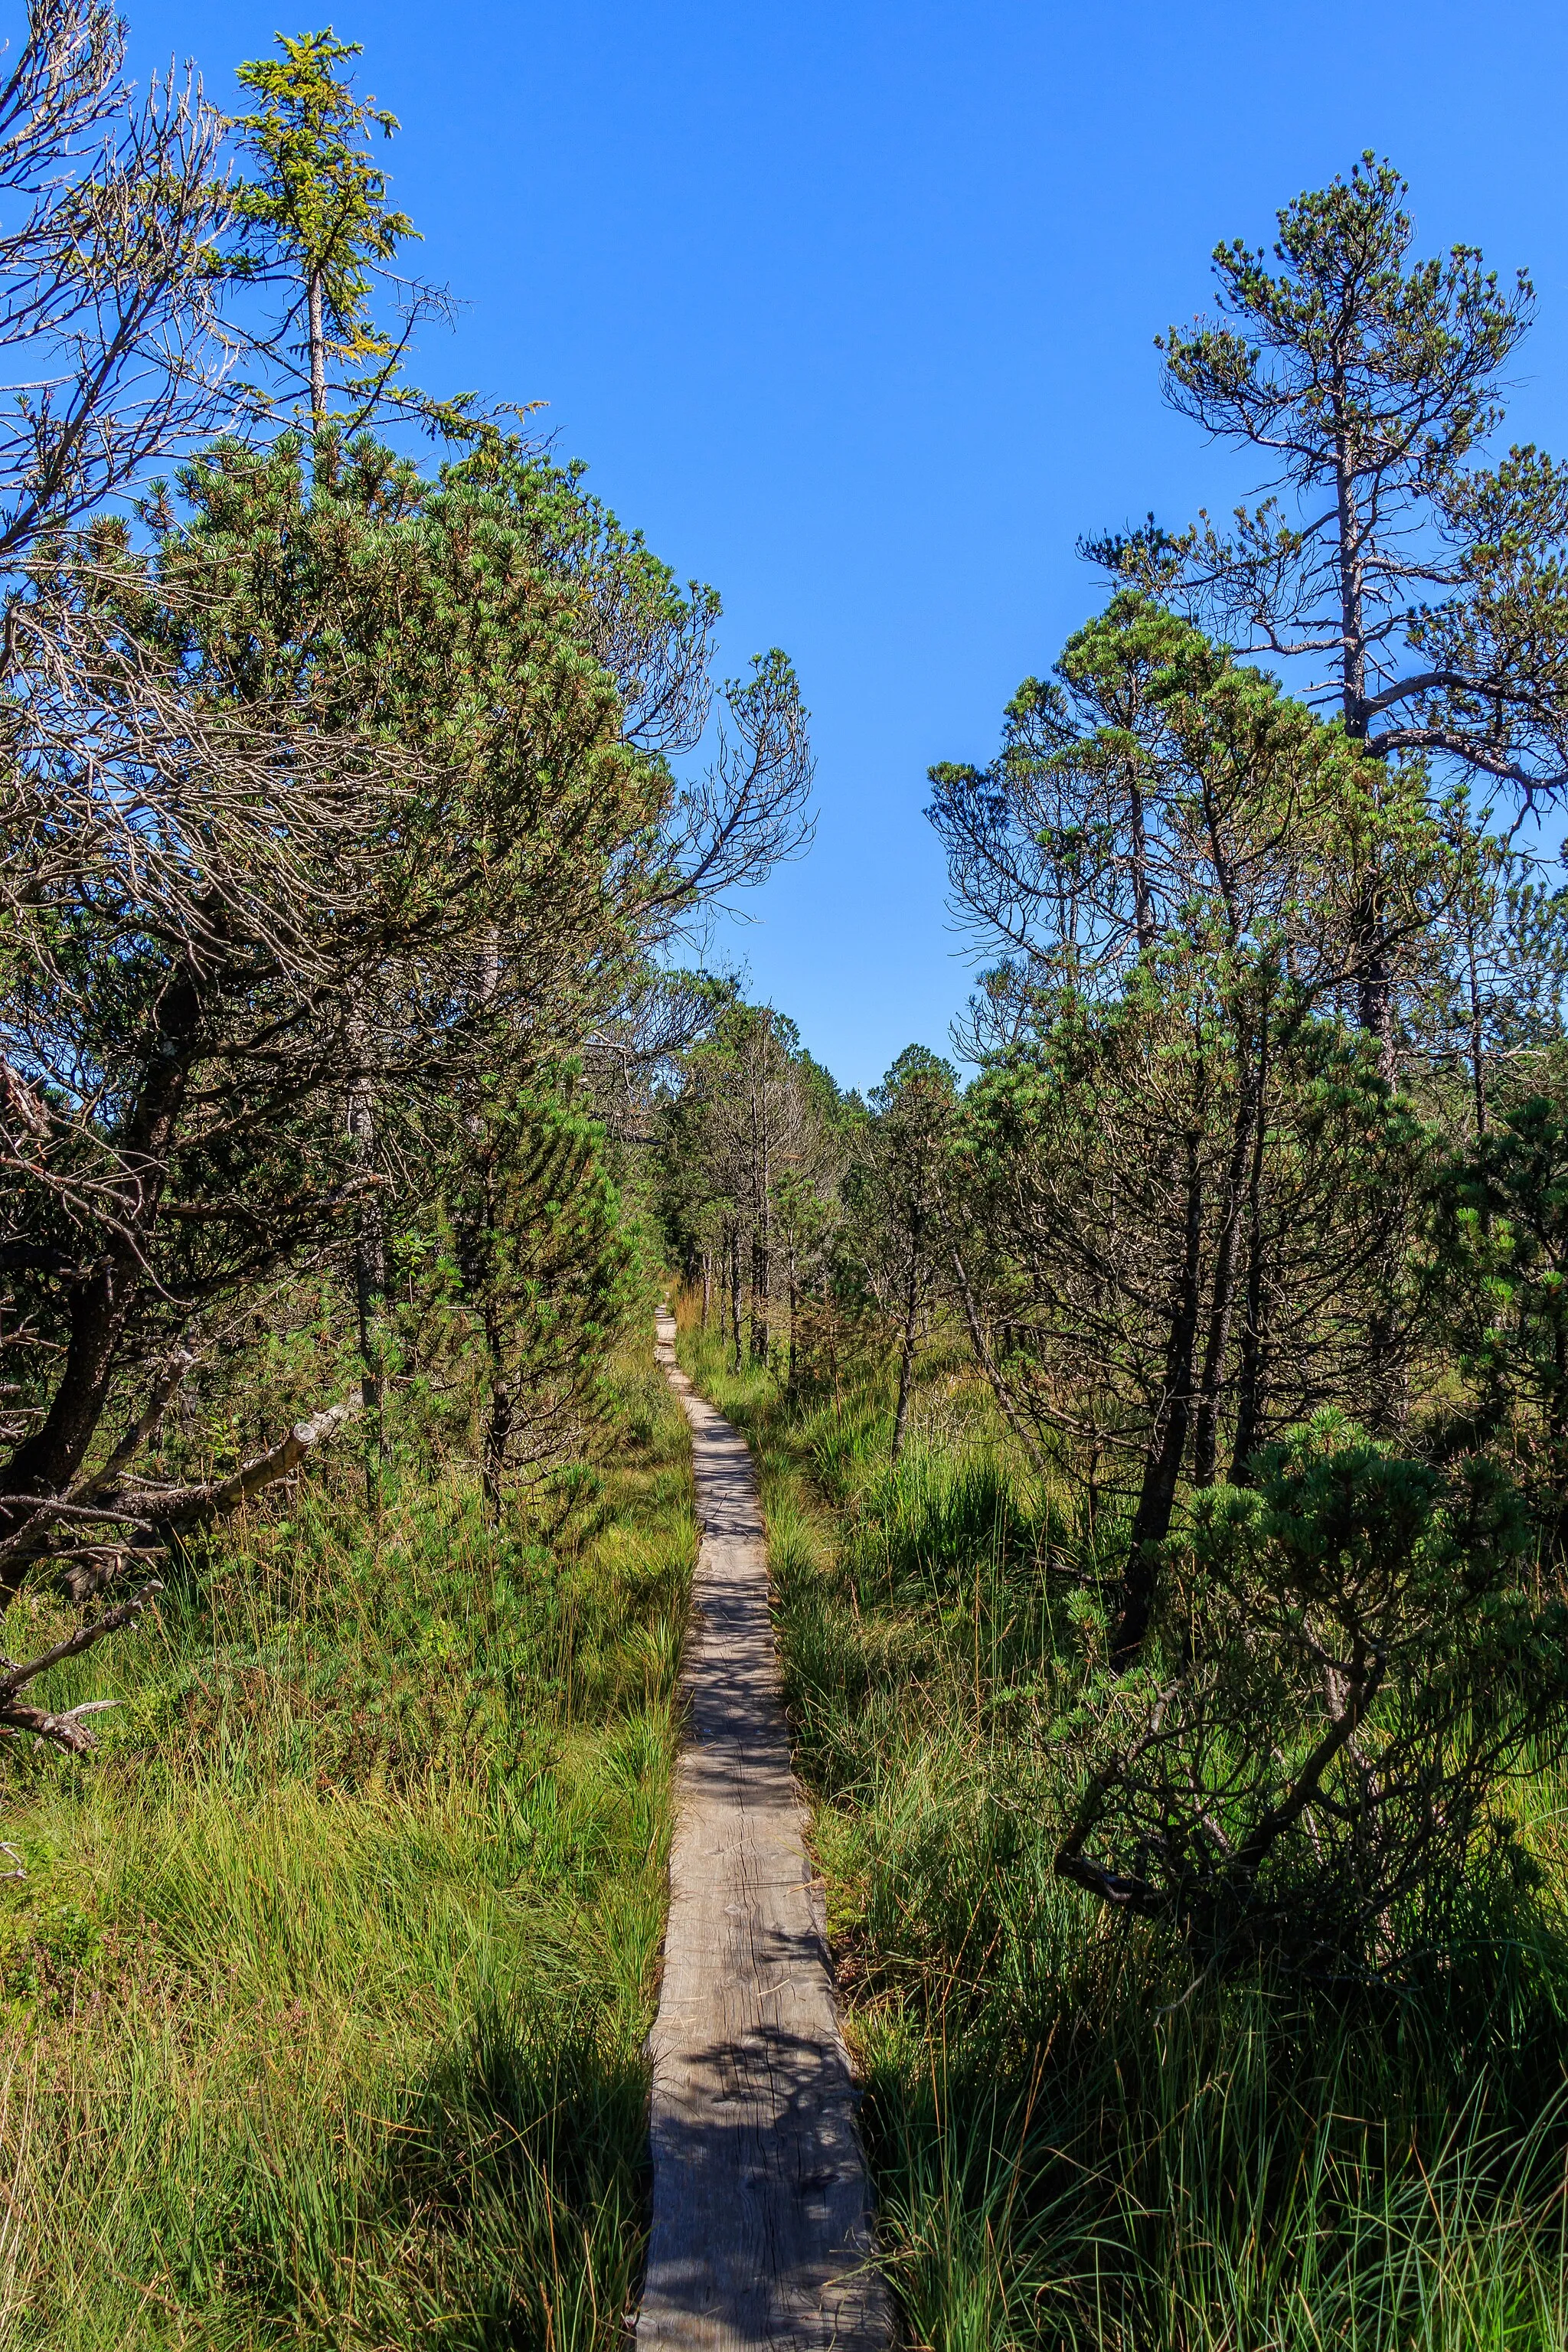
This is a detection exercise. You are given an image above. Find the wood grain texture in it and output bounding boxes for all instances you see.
[637,1314,891,2351]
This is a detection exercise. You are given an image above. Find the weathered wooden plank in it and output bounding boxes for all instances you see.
[638,1313,891,2351]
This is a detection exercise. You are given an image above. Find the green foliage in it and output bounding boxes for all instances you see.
[410,1072,645,1493]
[1436,1088,1568,1551]
[1161,158,1527,477]
[957,978,1430,1503]
[133,431,671,949]
[0,1345,694,2347]
[0,408,740,1617]
[684,1318,1568,2350]
[1059,1411,1567,1968]
[924,587,1541,1665]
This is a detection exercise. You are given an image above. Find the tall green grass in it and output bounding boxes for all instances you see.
[678,1305,1568,2351]
[0,1344,694,2350]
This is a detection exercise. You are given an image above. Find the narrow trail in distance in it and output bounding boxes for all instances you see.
[636,1311,890,2351]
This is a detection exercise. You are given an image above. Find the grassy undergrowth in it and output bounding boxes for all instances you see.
[677,1302,1568,2351]
[0,1336,693,2351]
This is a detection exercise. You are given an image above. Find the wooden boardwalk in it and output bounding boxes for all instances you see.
[637,1314,890,2351]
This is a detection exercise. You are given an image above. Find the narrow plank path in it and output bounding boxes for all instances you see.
[637,1312,891,2350]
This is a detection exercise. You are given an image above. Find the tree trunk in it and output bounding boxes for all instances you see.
[750,1220,770,1367]
[786,1241,799,1400]
[0,962,201,1579]
[701,1253,711,1329]
[347,1007,385,1510]
[890,1228,920,1464]
[1468,925,1488,1139]
[1191,1015,1263,1487]
[1227,1031,1272,1485]
[730,1226,743,1373]
[1332,422,1400,1088]
[1336,475,1408,1430]
[1356,923,1396,1086]
[750,1075,771,1365]
[482,1298,511,1517]
[1111,1131,1204,1669]
[308,270,327,427]
[1129,766,1155,953]
[1550,1307,1568,1567]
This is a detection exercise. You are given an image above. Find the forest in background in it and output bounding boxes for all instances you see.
[10,1,1568,2341]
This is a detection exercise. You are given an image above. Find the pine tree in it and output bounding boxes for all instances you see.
[1098,158,1568,1060]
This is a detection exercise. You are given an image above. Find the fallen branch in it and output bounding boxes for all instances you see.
[1,1696,123,1756]
[0,1577,163,1754]
[148,1391,365,1527]
[42,1390,365,1544]
[0,1387,364,1600]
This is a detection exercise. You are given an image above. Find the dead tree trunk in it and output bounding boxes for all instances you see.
[786,1238,799,1400]
[750,1084,771,1366]
[750,1221,770,1367]
[730,1224,743,1373]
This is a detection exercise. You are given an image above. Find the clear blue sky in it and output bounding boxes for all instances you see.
[126,0,1568,1092]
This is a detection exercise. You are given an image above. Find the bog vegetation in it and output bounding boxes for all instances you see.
[8,5,1568,2342]
[653,160,1568,2347]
